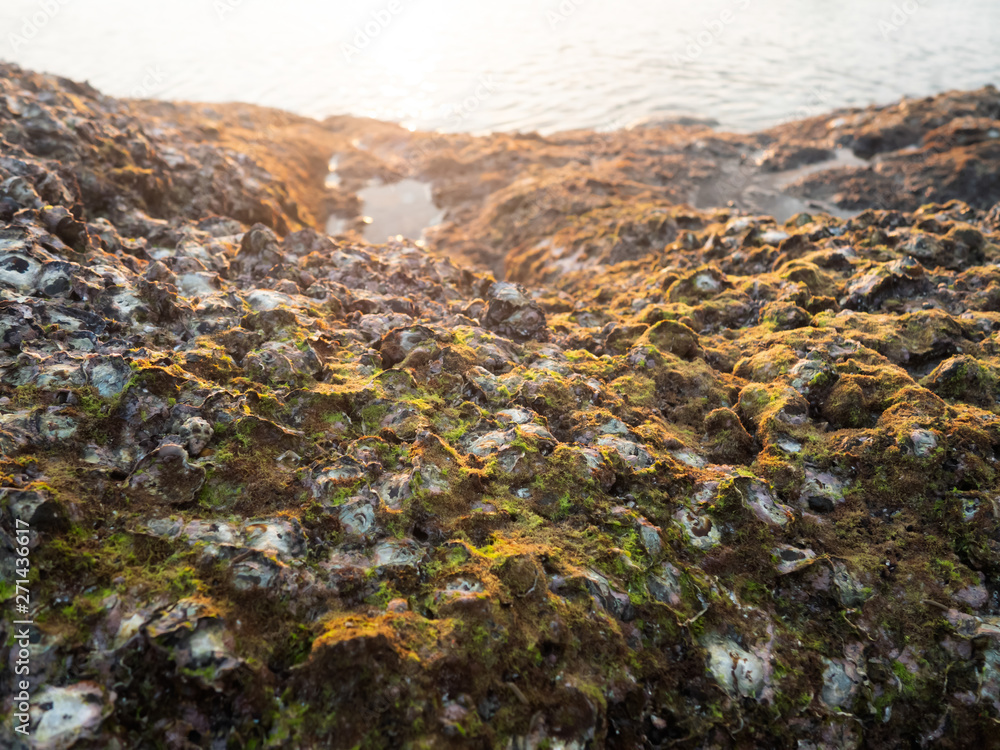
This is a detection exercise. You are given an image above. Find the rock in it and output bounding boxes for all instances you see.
[704,636,766,699]
[773,544,817,575]
[379,325,436,367]
[594,434,653,469]
[841,256,927,311]
[799,469,845,513]
[338,499,376,537]
[145,599,242,687]
[702,407,754,464]
[3,63,1000,748]
[982,648,1000,713]
[1,488,68,533]
[372,538,424,570]
[647,562,684,606]
[908,429,938,457]
[924,355,1000,407]
[759,301,811,330]
[234,224,284,278]
[85,355,132,399]
[743,480,793,527]
[127,444,206,505]
[483,282,549,342]
[636,319,701,359]
[244,518,306,561]
[496,553,542,599]
[674,509,721,550]
[580,568,635,621]
[636,518,663,557]
[232,553,285,590]
[29,682,113,750]
[832,563,871,608]
[178,416,213,456]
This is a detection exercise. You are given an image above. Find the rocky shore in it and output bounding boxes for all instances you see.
[2,63,1000,748]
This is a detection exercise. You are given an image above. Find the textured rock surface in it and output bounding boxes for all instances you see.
[2,64,1000,748]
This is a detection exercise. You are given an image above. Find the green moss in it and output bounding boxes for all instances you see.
[360,403,389,432]
[365,582,399,608]
[891,660,917,697]
[197,472,243,509]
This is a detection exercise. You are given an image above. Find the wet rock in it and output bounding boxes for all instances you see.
[703,636,766,699]
[1,488,69,533]
[233,223,284,278]
[338,499,377,538]
[636,319,701,359]
[178,416,213,456]
[372,538,424,570]
[580,568,635,621]
[674,509,721,550]
[483,282,549,342]
[647,562,684,606]
[127,444,206,505]
[145,599,242,687]
[832,563,871,608]
[244,518,306,561]
[702,407,754,464]
[774,545,817,575]
[378,324,436,367]
[28,682,113,750]
[799,469,845,513]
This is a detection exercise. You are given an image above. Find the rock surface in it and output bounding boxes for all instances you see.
[2,63,1000,748]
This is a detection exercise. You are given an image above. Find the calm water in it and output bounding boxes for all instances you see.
[2,0,998,134]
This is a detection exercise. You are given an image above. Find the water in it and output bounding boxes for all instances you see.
[2,0,998,135]
[343,178,444,242]
[694,147,870,222]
